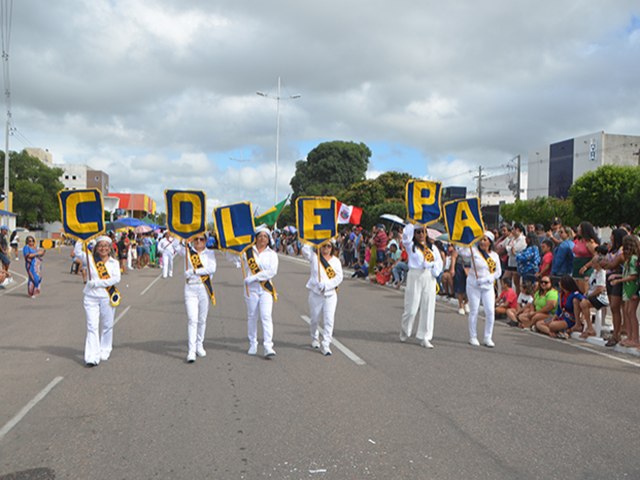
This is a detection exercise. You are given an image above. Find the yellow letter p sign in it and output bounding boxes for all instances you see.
[405,180,442,225]
[443,197,485,247]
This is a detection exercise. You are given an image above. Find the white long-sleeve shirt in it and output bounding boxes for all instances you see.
[175,243,217,285]
[84,255,121,298]
[158,236,177,256]
[401,223,443,277]
[505,234,526,268]
[301,244,343,297]
[237,245,279,296]
[458,246,502,288]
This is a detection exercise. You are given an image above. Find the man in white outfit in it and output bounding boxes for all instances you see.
[241,226,279,357]
[157,231,177,278]
[302,241,344,356]
[399,223,444,348]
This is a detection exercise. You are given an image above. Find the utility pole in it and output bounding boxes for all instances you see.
[516,154,521,201]
[477,165,483,203]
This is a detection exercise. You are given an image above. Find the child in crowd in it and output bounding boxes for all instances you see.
[537,239,554,279]
[351,257,369,278]
[610,235,640,348]
[535,275,584,338]
[495,277,518,318]
[506,280,535,327]
[375,260,393,285]
[576,248,609,338]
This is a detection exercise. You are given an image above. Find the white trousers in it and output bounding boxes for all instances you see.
[162,253,174,278]
[308,291,338,348]
[185,283,209,354]
[467,282,495,341]
[245,290,274,349]
[400,268,437,341]
[84,295,115,364]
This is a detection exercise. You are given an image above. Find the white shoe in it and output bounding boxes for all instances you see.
[399,332,408,343]
[186,352,196,363]
[100,353,110,361]
[469,337,480,346]
[247,345,258,356]
[264,347,277,358]
[320,344,332,356]
[484,338,495,348]
[196,347,207,357]
[421,339,434,349]
[464,304,470,313]
[311,339,320,349]
[458,308,465,315]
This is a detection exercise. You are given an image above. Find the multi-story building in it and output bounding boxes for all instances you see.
[527,131,640,199]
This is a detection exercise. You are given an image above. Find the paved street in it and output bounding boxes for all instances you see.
[1,247,639,480]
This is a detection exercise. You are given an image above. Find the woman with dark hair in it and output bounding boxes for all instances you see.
[609,235,640,348]
[517,275,558,329]
[399,223,443,348]
[516,232,541,287]
[535,275,584,338]
[504,222,527,295]
[573,221,600,291]
[22,235,45,298]
[459,231,502,347]
[600,228,628,346]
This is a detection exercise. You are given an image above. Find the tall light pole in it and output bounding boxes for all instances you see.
[257,77,300,205]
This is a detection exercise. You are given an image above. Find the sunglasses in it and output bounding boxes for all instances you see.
[193,238,206,242]
[415,230,426,234]
[540,280,550,285]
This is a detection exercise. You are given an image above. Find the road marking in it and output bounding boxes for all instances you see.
[0,270,28,296]
[114,305,131,325]
[0,376,64,442]
[140,274,162,296]
[301,315,366,366]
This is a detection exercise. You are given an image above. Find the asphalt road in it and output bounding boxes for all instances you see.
[1,247,639,480]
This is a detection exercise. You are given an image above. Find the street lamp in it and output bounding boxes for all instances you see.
[257,77,300,205]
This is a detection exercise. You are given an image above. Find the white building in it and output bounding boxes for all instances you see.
[470,171,528,206]
[527,131,640,199]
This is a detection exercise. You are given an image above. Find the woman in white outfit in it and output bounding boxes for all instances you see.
[302,241,344,356]
[83,236,121,367]
[460,231,502,347]
[399,223,443,348]
[175,234,217,363]
[240,226,279,357]
[157,231,177,278]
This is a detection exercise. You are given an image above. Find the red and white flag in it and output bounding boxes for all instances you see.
[337,202,363,225]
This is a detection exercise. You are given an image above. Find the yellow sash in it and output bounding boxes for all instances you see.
[93,255,121,307]
[414,242,435,262]
[246,247,277,301]
[318,251,338,293]
[188,246,216,305]
[479,249,497,274]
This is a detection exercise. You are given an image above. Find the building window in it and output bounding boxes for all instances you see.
[64,175,69,180]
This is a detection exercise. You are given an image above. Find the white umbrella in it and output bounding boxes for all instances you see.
[379,213,405,225]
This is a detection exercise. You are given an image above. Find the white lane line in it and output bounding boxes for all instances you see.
[0,270,28,296]
[0,376,64,442]
[301,315,366,366]
[140,274,162,296]
[114,305,131,325]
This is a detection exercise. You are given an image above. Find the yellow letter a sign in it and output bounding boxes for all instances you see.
[443,197,485,246]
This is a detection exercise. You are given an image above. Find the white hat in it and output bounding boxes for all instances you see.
[483,231,495,243]
[96,235,112,245]
[255,224,271,236]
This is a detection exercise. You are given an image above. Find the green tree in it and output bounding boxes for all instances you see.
[0,150,65,227]
[500,197,578,229]
[568,164,640,227]
[289,141,371,200]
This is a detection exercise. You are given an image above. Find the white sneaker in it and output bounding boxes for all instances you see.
[458,308,465,315]
[469,337,480,346]
[186,352,196,363]
[196,347,207,357]
[399,332,408,342]
[484,338,495,348]
[311,339,320,349]
[464,304,470,313]
[421,339,434,349]
[247,345,258,356]
[264,347,277,358]
[320,344,332,356]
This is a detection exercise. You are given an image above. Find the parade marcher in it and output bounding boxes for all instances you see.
[83,236,121,367]
[399,223,443,348]
[22,235,45,298]
[302,241,344,356]
[238,225,279,357]
[157,231,177,279]
[175,234,217,363]
[460,231,502,347]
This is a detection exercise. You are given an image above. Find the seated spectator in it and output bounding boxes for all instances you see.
[577,249,609,338]
[518,275,558,329]
[351,257,369,278]
[375,260,393,285]
[495,277,518,318]
[535,275,585,338]
[506,280,535,327]
[391,243,409,288]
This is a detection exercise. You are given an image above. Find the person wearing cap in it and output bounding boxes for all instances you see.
[238,225,279,357]
[399,222,443,348]
[157,230,177,278]
[22,235,45,298]
[83,235,121,367]
[459,231,502,347]
[301,239,343,356]
[175,234,217,363]
[373,224,388,263]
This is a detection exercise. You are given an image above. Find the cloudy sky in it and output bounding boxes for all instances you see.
[6,1,640,213]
